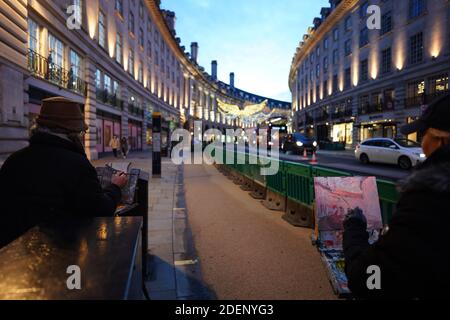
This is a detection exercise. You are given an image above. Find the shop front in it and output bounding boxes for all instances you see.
[128,120,143,152]
[96,111,121,154]
[360,121,397,141]
[406,117,422,142]
[316,124,330,142]
[331,122,353,146]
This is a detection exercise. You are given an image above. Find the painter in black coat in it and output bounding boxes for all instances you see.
[0,132,122,248]
[343,142,450,299]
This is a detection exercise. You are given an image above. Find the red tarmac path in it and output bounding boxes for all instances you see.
[184,164,337,300]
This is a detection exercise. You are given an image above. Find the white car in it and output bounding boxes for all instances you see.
[355,138,426,170]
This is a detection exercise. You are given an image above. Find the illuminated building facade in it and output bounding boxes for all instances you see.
[289,0,450,147]
[0,0,289,160]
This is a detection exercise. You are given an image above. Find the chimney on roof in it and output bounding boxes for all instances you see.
[230,72,235,88]
[162,10,176,34]
[211,60,218,81]
[190,42,199,63]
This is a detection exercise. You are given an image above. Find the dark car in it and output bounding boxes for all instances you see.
[282,133,318,155]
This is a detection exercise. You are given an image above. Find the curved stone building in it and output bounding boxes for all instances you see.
[0,0,290,160]
[289,0,450,148]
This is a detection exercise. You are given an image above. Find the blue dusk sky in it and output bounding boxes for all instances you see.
[161,0,330,102]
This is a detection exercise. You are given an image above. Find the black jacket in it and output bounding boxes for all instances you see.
[343,143,450,299]
[0,133,121,248]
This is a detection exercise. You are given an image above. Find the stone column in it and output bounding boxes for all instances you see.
[188,76,194,116]
[142,100,148,152]
[351,93,359,148]
[83,58,98,160]
[0,64,29,159]
[121,86,129,140]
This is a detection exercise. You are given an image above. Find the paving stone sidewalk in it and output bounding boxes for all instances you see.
[92,151,213,300]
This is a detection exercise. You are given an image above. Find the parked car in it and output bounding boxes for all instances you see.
[281,133,318,155]
[355,138,426,170]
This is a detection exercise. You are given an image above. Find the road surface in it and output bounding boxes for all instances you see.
[224,146,411,182]
[184,163,337,300]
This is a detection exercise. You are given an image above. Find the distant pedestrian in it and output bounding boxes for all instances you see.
[109,135,120,158]
[121,137,129,159]
[343,94,450,299]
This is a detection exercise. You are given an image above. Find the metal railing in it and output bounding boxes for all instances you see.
[358,102,394,115]
[27,49,86,96]
[96,89,124,110]
[331,109,353,119]
[128,103,144,118]
[215,148,399,225]
[405,91,449,109]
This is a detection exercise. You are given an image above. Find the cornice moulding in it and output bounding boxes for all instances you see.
[289,0,359,86]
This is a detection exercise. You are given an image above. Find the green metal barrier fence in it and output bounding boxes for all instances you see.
[284,162,314,206]
[215,147,399,225]
[377,179,399,225]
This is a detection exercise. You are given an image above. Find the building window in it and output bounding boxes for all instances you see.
[115,0,123,16]
[147,18,152,33]
[98,11,106,48]
[409,0,426,19]
[345,39,352,56]
[128,50,134,76]
[381,11,392,35]
[129,11,135,34]
[344,68,351,89]
[409,32,423,65]
[407,80,425,98]
[345,16,352,31]
[48,33,64,67]
[360,2,369,18]
[324,37,329,50]
[360,59,368,82]
[28,19,40,53]
[95,69,102,88]
[323,57,329,74]
[113,80,120,97]
[73,0,82,26]
[381,47,392,74]
[116,33,122,64]
[333,28,339,41]
[360,27,369,47]
[147,41,152,58]
[139,28,144,47]
[333,49,339,64]
[316,46,320,57]
[316,64,320,77]
[104,74,111,93]
[333,74,338,93]
[138,65,143,83]
[429,75,449,94]
[69,49,82,79]
[139,1,144,19]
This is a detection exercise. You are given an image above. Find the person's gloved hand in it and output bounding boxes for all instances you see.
[344,207,367,229]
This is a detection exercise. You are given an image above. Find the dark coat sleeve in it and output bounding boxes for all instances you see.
[343,189,435,299]
[71,159,122,217]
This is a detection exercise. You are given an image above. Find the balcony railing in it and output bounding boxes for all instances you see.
[358,102,394,115]
[331,109,353,119]
[27,49,86,96]
[404,95,425,109]
[315,113,330,123]
[96,89,124,110]
[128,103,144,118]
[404,90,449,109]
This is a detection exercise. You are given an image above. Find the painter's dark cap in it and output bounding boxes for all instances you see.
[401,94,450,135]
